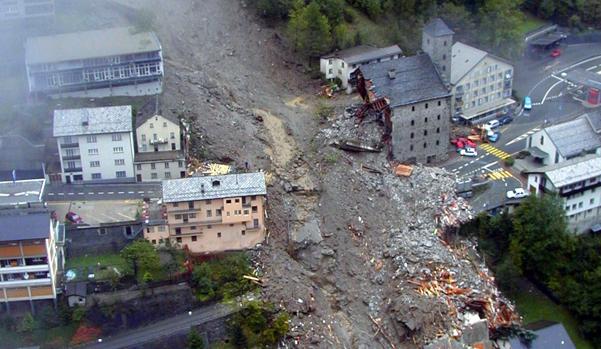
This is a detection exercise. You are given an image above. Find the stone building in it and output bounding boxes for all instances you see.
[421,18,454,83]
[357,54,451,163]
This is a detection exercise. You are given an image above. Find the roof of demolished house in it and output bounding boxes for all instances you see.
[359,54,450,108]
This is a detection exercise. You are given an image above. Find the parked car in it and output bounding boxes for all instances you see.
[499,115,513,125]
[488,131,499,143]
[486,120,500,129]
[65,211,83,224]
[459,148,478,157]
[524,96,532,111]
[506,188,529,199]
[550,48,561,58]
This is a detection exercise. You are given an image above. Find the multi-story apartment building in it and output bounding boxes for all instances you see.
[25,27,163,98]
[422,18,514,124]
[526,155,601,234]
[148,173,267,254]
[0,179,64,312]
[355,54,452,163]
[134,108,187,182]
[53,106,135,184]
[0,0,54,21]
[320,45,402,91]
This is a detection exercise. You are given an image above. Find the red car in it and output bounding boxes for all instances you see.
[455,137,477,148]
[65,212,83,224]
[550,48,561,58]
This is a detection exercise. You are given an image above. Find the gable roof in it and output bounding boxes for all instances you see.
[359,54,450,108]
[323,45,403,65]
[509,321,575,349]
[545,117,601,158]
[528,154,601,188]
[162,172,267,203]
[0,211,50,242]
[450,42,487,85]
[135,95,179,128]
[584,110,601,133]
[423,18,454,37]
[26,27,161,65]
[53,106,132,137]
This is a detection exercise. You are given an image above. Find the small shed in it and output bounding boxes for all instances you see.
[65,282,87,307]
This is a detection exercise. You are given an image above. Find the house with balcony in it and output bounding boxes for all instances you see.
[320,45,402,92]
[0,179,64,312]
[525,154,601,234]
[134,102,188,182]
[25,27,163,98]
[152,172,267,254]
[53,105,135,183]
[422,18,515,124]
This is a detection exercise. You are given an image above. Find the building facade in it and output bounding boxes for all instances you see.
[0,0,54,21]
[149,173,267,254]
[320,45,402,91]
[422,18,514,124]
[526,155,601,234]
[53,106,135,183]
[25,27,163,98]
[134,113,187,182]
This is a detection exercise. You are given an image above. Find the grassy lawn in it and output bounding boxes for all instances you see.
[516,13,547,36]
[66,253,131,281]
[511,287,593,349]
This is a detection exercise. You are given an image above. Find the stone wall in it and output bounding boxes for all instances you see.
[65,222,142,258]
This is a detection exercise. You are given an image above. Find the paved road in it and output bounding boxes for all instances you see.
[82,303,235,349]
[44,182,162,201]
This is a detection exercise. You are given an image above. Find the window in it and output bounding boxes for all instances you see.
[90,161,100,167]
[410,145,414,151]
[153,133,158,140]
[410,132,414,139]
[438,100,441,106]
[411,106,415,112]
[226,199,232,204]
[251,196,257,200]
[235,199,240,203]
[253,218,259,228]
[165,172,171,179]
[116,171,126,178]
[207,224,212,229]
[88,148,98,155]
[175,214,182,219]
[190,226,197,230]
[152,239,156,244]
[244,210,249,215]
[425,103,429,109]
[425,117,428,123]
[115,159,125,166]
[164,162,170,169]
[87,135,97,143]
[579,202,583,208]
[216,209,222,216]
[424,130,428,136]
[328,68,333,74]
[424,142,427,148]
[442,54,446,60]
[206,210,212,217]
[178,160,184,168]
[163,121,168,127]
[151,173,158,179]
[540,136,544,145]
[252,206,258,213]
[436,127,440,133]
[141,134,146,142]
[590,198,595,205]
[241,230,246,236]
[341,62,345,68]
[113,147,123,153]
[170,132,175,139]
[112,134,122,141]
[151,163,156,170]
[436,140,440,145]
[437,114,441,120]
[188,201,194,209]
[191,236,197,242]
[136,164,142,170]
[217,232,222,238]
[175,227,181,234]
[411,120,415,126]
[91,173,101,179]
[443,41,447,46]
[149,123,154,128]
[176,237,182,243]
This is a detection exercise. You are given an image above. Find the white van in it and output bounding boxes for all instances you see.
[486,120,500,129]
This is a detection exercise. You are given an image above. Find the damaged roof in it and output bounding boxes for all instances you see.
[323,45,402,65]
[544,117,601,158]
[26,27,161,65]
[359,54,450,108]
[162,172,266,203]
[423,18,454,37]
[53,106,132,137]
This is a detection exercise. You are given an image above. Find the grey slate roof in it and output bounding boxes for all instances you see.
[323,45,402,65]
[53,106,132,137]
[134,150,184,163]
[26,27,161,65]
[0,211,50,242]
[0,179,46,206]
[423,18,454,37]
[162,172,266,203]
[584,110,601,133]
[450,42,488,85]
[509,321,575,349]
[359,54,450,108]
[545,117,601,158]
[528,154,601,188]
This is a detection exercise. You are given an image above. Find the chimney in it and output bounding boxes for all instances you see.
[388,69,396,79]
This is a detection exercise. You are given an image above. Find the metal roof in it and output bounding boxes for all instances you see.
[0,179,46,207]
[450,42,488,85]
[359,54,450,108]
[323,45,403,65]
[423,18,454,37]
[541,155,601,188]
[0,211,50,242]
[566,68,601,89]
[528,32,565,47]
[25,27,161,65]
[545,117,601,158]
[53,106,132,137]
[162,172,266,203]
[509,321,575,349]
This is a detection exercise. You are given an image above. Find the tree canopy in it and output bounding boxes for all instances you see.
[120,240,161,283]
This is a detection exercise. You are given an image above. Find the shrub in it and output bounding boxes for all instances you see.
[324,152,338,164]
[191,253,254,302]
[17,313,36,333]
[70,325,102,345]
[315,102,335,120]
[504,157,515,167]
[227,300,289,348]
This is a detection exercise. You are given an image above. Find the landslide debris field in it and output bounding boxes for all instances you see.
[73,1,516,347]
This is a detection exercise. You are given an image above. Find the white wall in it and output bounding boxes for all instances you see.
[136,115,181,153]
[77,131,135,181]
[135,159,186,181]
[526,129,563,165]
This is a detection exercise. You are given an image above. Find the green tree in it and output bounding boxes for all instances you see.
[191,253,254,302]
[333,23,355,49]
[187,328,205,349]
[256,0,302,19]
[509,195,572,281]
[121,240,161,283]
[383,0,416,16]
[538,0,556,18]
[439,2,475,40]
[477,0,524,58]
[17,313,36,333]
[315,0,345,25]
[287,2,332,57]
[580,0,601,25]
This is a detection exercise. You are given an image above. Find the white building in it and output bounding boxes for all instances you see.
[526,155,601,234]
[525,116,601,166]
[0,0,54,21]
[320,45,402,91]
[422,18,515,124]
[134,104,187,182]
[53,106,135,183]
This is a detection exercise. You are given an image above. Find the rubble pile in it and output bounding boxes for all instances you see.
[319,104,385,151]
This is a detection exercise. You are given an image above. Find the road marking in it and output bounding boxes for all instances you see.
[48,193,54,196]
[77,192,84,195]
[542,79,563,104]
[117,212,135,220]
[479,144,511,160]
[486,169,514,181]
[148,191,154,194]
[128,191,134,194]
[138,191,144,194]
[108,192,114,194]
[118,191,125,194]
[58,193,64,196]
[506,127,541,146]
[67,192,74,195]
[88,192,94,195]
[98,192,104,194]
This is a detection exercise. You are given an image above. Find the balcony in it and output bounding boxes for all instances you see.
[62,155,81,161]
[64,167,82,173]
[149,138,168,145]
[60,142,79,148]
[0,278,52,287]
[0,264,49,274]
[170,218,223,227]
